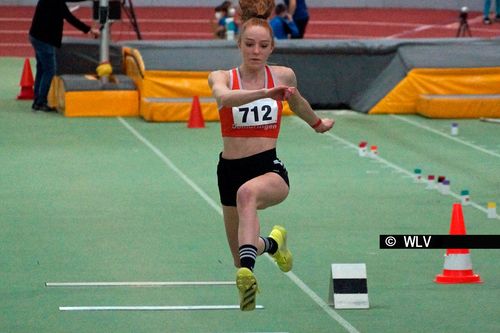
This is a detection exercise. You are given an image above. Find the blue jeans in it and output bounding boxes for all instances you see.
[484,0,500,17]
[29,35,56,106]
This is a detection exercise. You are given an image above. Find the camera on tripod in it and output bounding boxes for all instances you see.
[92,0,141,40]
[457,6,471,37]
[459,6,468,21]
[92,0,121,22]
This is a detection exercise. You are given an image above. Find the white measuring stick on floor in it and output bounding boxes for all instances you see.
[46,281,234,287]
[59,305,264,311]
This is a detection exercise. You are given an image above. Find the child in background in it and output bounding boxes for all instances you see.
[211,1,239,39]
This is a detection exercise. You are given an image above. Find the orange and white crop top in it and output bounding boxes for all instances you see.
[219,66,283,138]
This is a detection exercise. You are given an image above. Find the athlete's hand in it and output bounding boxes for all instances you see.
[266,86,296,101]
[314,118,335,133]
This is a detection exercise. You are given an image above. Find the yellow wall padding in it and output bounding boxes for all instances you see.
[138,70,293,122]
[142,71,213,98]
[141,99,219,122]
[123,47,145,92]
[123,47,145,77]
[51,75,139,117]
[141,99,293,122]
[138,70,215,122]
[370,67,500,115]
[417,94,500,118]
[47,76,60,108]
[283,101,292,115]
[62,90,139,117]
[123,48,293,122]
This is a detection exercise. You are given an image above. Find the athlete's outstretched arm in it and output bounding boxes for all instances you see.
[208,70,293,108]
[280,68,334,133]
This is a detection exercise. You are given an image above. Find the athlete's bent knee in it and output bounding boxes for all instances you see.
[236,185,257,208]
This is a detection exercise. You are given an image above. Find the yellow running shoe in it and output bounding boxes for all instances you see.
[269,225,293,272]
[236,267,258,311]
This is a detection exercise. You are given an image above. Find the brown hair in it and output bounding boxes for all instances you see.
[215,1,232,13]
[238,0,275,44]
[238,0,274,22]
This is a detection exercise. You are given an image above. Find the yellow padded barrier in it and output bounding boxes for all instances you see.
[122,46,145,77]
[124,47,294,122]
[142,71,212,99]
[47,76,60,109]
[139,71,216,122]
[141,98,293,122]
[139,71,294,121]
[370,67,500,115]
[61,90,139,117]
[51,76,139,117]
[141,98,219,122]
[417,94,500,118]
[123,47,145,89]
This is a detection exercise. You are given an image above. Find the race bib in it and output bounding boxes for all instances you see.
[232,98,278,128]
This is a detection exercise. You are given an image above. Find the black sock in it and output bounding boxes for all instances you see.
[239,244,257,271]
[260,236,278,255]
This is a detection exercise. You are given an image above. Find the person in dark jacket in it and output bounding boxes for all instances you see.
[270,3,300,39]
[284,0,309,38]
[29,0,98,112]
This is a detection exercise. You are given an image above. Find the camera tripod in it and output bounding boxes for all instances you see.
[121,0,142,40]
[456,10,471,37]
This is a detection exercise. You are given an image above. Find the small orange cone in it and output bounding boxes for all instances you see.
[434,203,482,284]
[187,96,205,128]
[17,58,35,100]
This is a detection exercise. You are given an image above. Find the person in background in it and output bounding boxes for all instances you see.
[208,0,334,312]
[284,0,309,38]
[270,3,300,39]
[29,0,98,112]
[483,0,500,24]
[211,1,239,39]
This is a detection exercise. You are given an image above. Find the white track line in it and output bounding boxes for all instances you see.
[0,42,31,47]
[60,305,263,311]
[480,118,500,124]
[0,30,213,37]
[46,281,234,287]
[2,15,499,33]
[312,20,420,28]
[390,115,500,158]
[117,117,361,333]
[0,18,32,21]
[297,115,499,220]
[118,117,223,215]
[445,15,484,28]
[0,17,425,27]
[384,15,489,39]
[385,24,435,39]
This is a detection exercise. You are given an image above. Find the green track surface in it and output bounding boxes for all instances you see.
[1,57,499,333]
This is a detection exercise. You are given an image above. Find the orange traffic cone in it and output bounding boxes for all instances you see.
[434,203,482,284]
[187,96,205,128]
[17,58,35,100]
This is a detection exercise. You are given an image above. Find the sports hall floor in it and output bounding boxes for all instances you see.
[1,54,499,332]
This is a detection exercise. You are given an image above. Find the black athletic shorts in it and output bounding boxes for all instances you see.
[217,148,290,207]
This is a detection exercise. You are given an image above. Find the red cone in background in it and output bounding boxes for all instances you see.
[17,58,35,100]
[187,96,205,128]
[434,203,482,284]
